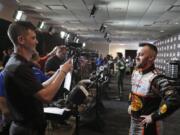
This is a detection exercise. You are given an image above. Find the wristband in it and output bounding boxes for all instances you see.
[61,69,67,76]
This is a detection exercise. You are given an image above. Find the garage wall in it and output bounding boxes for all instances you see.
[109,42,139,58]
[85,41,109,57]
[155,34,180,71]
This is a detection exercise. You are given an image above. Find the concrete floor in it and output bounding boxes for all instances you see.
[49,74,180,135]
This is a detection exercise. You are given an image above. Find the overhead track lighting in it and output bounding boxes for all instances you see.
[39,21,45,29]
[104,32,111,43]
[37,21,46,30]
[60,31,66,39]
[99,24,106,33]
[90,4,98,17]
[15,10,23,21]
[104,32,110,39]
[66,34,70,41]
[107,38,111,43]
[73,36,77,42]
[13,10,27,21]
[82,42,86,47]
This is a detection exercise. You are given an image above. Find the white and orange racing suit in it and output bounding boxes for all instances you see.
[129,65,180,135]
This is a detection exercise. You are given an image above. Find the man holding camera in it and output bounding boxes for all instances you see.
[4,21,73,135]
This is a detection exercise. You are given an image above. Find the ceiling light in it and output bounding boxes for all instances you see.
[65,34,70,41]
[104,32,110,39]
[66,34,70,39]
[34,6,43,10]
[119,44,126,46]
[175,22,179,25]
[47,5,67,10]
[75,38,79,43]
[60,31,66,39]
[82,42,86,47]
[90,4,97,17]
[68,20,80,24]
[14,10,23,21]
[39,21,45,29]
[160,30,164,33]
[74,37,77,42]
[99,24,107,33]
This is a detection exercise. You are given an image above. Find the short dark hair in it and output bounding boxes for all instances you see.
[7,21,36,45]
[139,42,158,55]
[117,52,123,58]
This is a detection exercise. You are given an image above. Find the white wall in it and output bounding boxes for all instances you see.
[85,41,109,57]
[109,42,139,58]
[84,41,139,58]
[0,0,17,21]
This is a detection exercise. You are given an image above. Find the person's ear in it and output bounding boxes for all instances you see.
[17,35,25,45]
[148,56,155,62]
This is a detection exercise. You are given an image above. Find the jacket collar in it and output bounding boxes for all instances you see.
[136,64,155,74]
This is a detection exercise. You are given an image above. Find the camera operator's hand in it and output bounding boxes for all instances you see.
[60,59,73,74]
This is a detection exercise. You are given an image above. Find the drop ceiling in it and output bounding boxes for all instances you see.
[2,0,180,44]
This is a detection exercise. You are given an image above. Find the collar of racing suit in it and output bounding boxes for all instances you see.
[135,64,155,75]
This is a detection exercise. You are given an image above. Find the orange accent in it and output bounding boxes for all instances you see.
[131,95,143,111]
[131,92,146,97]
[142,127,144,135]
[159,104,167,114]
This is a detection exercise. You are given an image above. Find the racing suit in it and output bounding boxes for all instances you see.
[116,58,126,98]
[129,65,180,135]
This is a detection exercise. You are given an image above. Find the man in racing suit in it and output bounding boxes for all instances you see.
[128,43,180,135]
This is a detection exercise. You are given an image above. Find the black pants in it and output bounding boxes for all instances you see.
[10,122,45,135]
[117,71,125,98]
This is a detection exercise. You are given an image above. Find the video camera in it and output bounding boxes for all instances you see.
[66,42,83,69]
[67,42,82,58]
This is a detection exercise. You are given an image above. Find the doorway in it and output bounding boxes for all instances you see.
[125,50,137,60]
